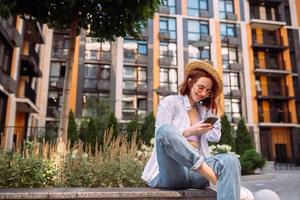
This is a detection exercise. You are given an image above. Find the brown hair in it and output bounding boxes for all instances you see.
[178,69,221,114]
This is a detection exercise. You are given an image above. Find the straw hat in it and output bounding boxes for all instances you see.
[184,60,223,97]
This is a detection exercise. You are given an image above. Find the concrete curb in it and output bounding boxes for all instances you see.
[0,188,216,200]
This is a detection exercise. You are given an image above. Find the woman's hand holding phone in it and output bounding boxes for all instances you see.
[183,121,213,137]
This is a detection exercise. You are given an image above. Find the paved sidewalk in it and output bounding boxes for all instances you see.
[242,171,300,200]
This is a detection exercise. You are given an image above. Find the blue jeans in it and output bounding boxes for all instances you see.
[154,124,241,200]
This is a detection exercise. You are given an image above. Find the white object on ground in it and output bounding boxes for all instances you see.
[254,189,280,200]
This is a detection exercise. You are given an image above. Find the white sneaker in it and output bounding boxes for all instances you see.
[209,183,254,200]
[240,186,254,200]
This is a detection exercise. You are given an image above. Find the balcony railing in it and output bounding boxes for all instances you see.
[257,83,289,98]
[259,110,291,123]
[0,71,17,93]
[24,82,36,104]
[254,59,287,71]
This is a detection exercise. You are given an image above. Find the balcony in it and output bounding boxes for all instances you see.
[0,17,22,47]
[159,56,177,66]
[16,81,38,113]
[159,32,172,40]
[20,42,42,77]
[24,19,44,44]
[192,35,211,49]
[225,13,238,21]
[158,5,170,14]
[258,110,291,123]
[229,63,242,70]
[254,60,290,74]
[123,50,148,65]
[221,36,239,46]
[97,80,111,91]
[0,71,17,93]
[252,37,287,51]
[257,83,293,99]
[85,51,111,63]
[199,10,210,18]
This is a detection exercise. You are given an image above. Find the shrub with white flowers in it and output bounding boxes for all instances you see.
[210,144,240,158]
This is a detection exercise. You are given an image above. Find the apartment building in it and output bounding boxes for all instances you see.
[0,16,45,150]
[1,0,300,163]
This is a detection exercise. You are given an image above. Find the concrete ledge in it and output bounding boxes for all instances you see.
[0,188,216,200]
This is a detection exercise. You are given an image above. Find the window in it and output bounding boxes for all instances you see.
[188,45,210,61]
[224,98,241,122]
[221,47,238,69]
[82,92,109,117]
[49,61,66,88]
[85,37,111,61]
[123,39,147,60]
[84,64,110,89]
[220,23,236,38]
[47,91,63,118]
[223,72,239,96]
[219,0,234,19]
[51,33,70,59]
[187,20,209,41]
[160,17,176,40]
[0,34,13,74]
[187,0,208,16]
[123,66,147,90]
[160,42,177,66]
[160,68,178,93]
[250,5,279,21]
[162,0,176,14]
[122,94,147,121]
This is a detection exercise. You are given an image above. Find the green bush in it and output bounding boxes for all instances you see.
[91,159,146,187]
[240,149,266,175]
[63,155,146,187]
[0,152,57,188]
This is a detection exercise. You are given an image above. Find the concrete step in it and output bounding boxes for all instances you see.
[0,188,216,200]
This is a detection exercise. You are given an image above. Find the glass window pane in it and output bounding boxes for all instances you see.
[138,43,147,55]
[200,23,209,34]
[169,18,176,30]
[221,24,226,36]
[160,20,168,30]
[226,2,234,12]
[188,20,200,32]
[219,1,225,12]
[50,62,60,76]
[169,69,177,83]
[200,0,208,9]
[160,68,168,82]
[188,0,198,8]
[123,67,136,79]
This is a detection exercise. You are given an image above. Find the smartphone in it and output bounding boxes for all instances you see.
[203,117,218,125]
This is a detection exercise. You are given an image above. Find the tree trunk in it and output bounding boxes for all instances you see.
[56,12,78,164]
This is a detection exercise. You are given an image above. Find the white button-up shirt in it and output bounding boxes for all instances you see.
[141,95,221,185]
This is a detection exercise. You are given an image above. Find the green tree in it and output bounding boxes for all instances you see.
[235,118,254,156]
[108,112,118,139]
[140,112,155,145]
[85,118,98,153]
[126,119,139,143]
[67,110,78,147]
[219,114,235,151]
[0,0,161,153]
